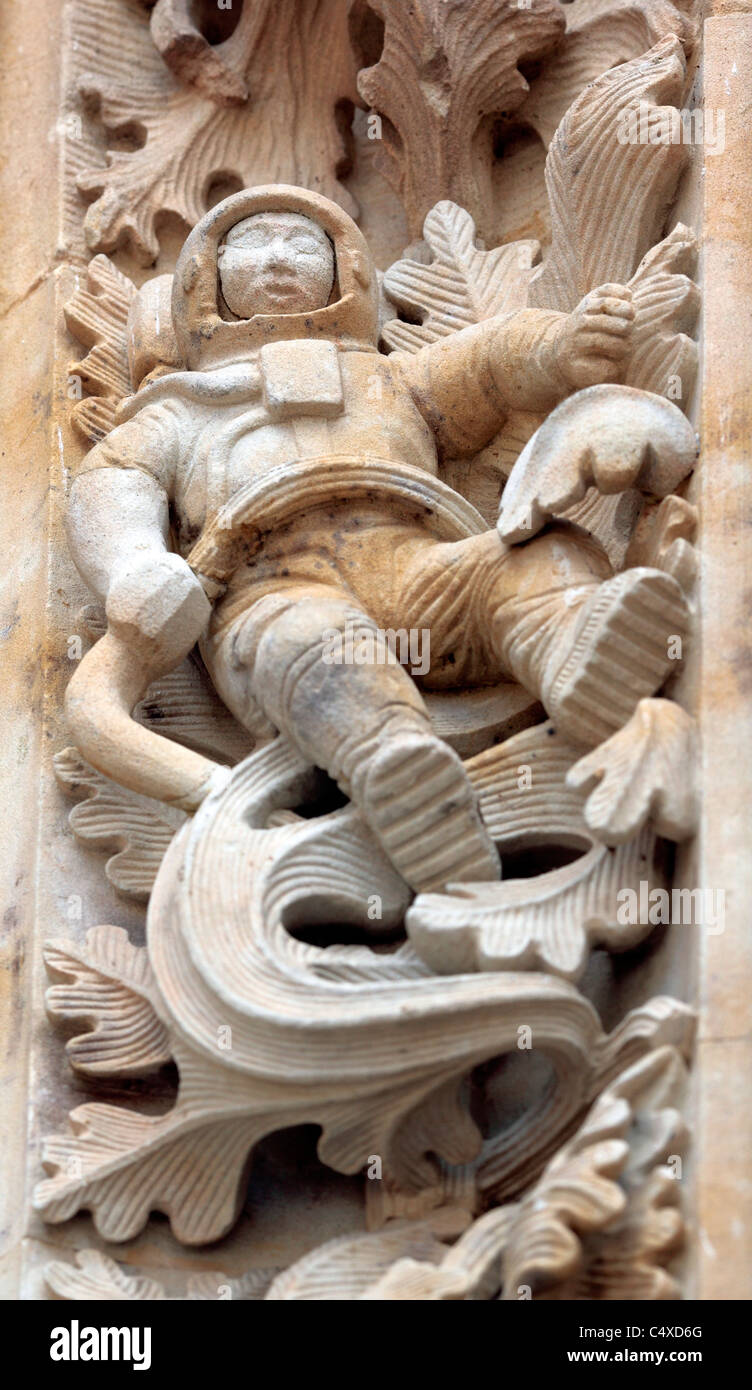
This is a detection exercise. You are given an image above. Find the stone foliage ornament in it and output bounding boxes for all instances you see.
[271,1045,690,1300]
[356,0,567,242]
[519,0,697,151]
[46,1046,689,1300]
[71,0,362,262]
[40,0,703,1300]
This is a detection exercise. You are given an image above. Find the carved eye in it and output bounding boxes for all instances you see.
[291,237,324,255]
[225,228,268,251]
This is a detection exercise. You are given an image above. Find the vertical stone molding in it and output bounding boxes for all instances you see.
[695,9,752,1301]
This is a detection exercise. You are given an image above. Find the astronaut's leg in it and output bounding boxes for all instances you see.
[205,584,499,893]
[395,525,690,749]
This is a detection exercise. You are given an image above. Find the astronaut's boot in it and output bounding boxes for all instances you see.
[235,591,500,895]
[348,722,500,895]
[538,567,690,747]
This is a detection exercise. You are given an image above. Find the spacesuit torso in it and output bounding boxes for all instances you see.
[77,184,568,566]
[93,348,438,557]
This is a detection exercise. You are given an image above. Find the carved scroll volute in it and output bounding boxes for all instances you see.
[357,0,567,241]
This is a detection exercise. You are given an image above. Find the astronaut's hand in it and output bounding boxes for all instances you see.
[105,551,212,672]
[555,284,635,391]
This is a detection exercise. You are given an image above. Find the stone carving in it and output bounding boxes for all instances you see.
[40,177,699,1258]
[45,1248,278,1302]
[380,201,538,356]
[520,2,697,153]
[54,746,187,900]
[38,699,696,1240]
[568,698,698,846]
[44,1045,689,1300]
[44,926,171,1077]
[37,0,705,1301]
[65,254,136,443]
[406,718,677,980]
[356,0,567,242]
[53,614,252,899]
[272,1045,689,1300]
[359,2,695,244]
[67,2,698,268]
[64,185,694,816]
[377,38,700,553]
[497,384,696,547]
[529,37,694,315]
[71,0,362,263]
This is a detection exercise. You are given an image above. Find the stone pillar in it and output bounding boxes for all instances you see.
[694,3,752,1301]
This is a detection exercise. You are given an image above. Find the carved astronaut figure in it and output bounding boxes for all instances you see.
[67,186,688,893]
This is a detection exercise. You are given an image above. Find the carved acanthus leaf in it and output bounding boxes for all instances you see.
[381,201,538,353]
[54,746,186,901]
[262,1047,688,1300]
[624,493,698,593]
[266,1220,457,1301]
[45,1249,167,1301]
[73,0,360,263]
[520,0,697,149]
[64,253,136,443]
[35,1104,273,1244]
[501,1046,687,1301]
[409,834,667,982]
[45,1248,278,1301]
[357,0,567,241]
[379,1047,687,1300]
[625,223,700,401]
[529,36,690,314]
[567,699,698,846]
[44,925,171,1076]
[42,1043,688,1298]
[356,1208,515,1300]
[409,723,670,981]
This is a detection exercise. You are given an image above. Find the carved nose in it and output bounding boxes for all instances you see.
[265,239,294,271]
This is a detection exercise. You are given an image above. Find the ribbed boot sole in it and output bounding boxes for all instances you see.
[362,736,500,893]
[548,569,689,746]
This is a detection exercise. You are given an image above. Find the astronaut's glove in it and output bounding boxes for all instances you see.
[106,551,212,671]
[554,283,635,391]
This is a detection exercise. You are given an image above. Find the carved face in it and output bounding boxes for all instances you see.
[217,212,335,318]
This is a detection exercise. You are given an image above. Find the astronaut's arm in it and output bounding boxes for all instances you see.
[392,310,566,457]
[395,287,635,457]
[67,414,210,664]
[68,466,171,600]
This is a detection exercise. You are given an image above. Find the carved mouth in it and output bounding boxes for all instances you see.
[259,277,300,294]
